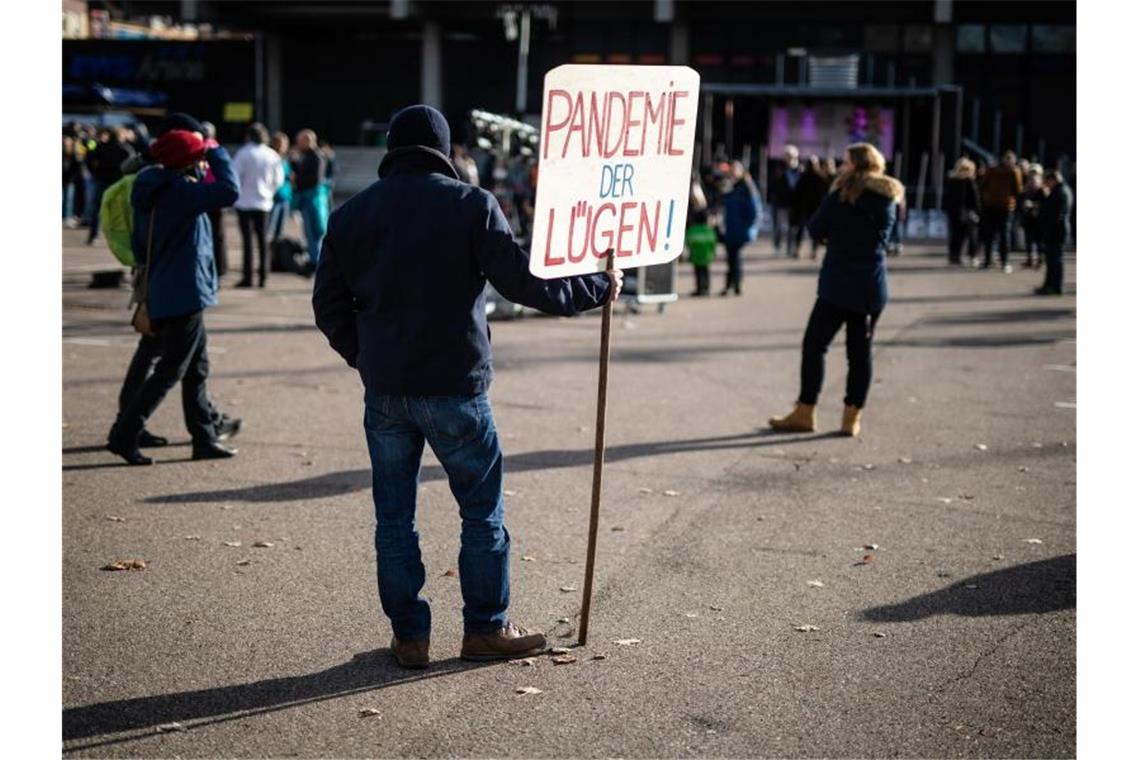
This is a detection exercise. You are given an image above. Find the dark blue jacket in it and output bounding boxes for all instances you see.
[722,180,759,249]
[131,147,239,320]
[312,148,612,397]
[1039,183,1073,246]
[806,174,903,315]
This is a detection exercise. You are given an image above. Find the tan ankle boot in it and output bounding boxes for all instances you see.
[840,405,862,437]
[769,402,817,432]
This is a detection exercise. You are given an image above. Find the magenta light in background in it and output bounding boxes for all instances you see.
[801,107,817,143]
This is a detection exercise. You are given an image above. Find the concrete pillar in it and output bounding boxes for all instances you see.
[932,0,954,85]
[421,22,443,110]
[264,34,283,130]
[669,21,689,65]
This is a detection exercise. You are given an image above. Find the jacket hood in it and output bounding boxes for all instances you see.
[377,104,460,180]
[830,173,905,202]
[132,164,188,211]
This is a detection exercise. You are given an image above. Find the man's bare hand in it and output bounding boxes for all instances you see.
[607,267,624,303]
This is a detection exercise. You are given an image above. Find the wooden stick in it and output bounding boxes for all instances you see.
[578,250,615,646]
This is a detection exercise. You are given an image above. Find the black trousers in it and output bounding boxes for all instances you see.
[117,332,223,430]
[692,264,709,294]
[948,219,978,263]
[113,311,215,445]
[981,208,1012,267]
[1043,239,1064,293]
[207,208,227,276]
[237,209,269,285]
[798,298,882,409]
[724,244,743,293]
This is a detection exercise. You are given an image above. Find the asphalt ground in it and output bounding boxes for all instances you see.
[62,216,1076,758]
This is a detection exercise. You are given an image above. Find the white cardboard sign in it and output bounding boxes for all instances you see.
[529,64,701,279]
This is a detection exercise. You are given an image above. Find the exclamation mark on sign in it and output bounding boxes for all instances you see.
[664,200,675,250]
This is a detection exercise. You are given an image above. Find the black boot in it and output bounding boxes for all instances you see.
[215,414,243,441]
[106,430,153,466]
[138,429,169,448]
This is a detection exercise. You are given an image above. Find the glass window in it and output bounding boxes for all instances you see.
[989,25,1028,54]
[1032,25,1076,54]
[865,24,898,53]
[903,25,932,52]
[956,24,985,53]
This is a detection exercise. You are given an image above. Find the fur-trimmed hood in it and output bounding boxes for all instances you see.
[830,173,905,202]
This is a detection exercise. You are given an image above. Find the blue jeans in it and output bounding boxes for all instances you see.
[363,392,510,640]
[296,192,327,265]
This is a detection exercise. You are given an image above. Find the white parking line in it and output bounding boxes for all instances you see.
[1053,401,1076,409]
[1044,364,1076,372]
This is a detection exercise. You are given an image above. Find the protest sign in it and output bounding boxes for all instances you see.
[530,65,701,279]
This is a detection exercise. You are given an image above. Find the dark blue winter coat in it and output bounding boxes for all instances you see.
[806,174,903,315]
[312,144,612,397]
[722,180,759,249]
[131,147,239,320]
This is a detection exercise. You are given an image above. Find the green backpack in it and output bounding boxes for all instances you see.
[100,174,137,267]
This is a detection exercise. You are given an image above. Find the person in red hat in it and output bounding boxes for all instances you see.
[106,128,240,465]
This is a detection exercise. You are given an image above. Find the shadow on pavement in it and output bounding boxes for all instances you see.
[62,649,492,751]
[861,554,1075,622]
[143,429,840,504]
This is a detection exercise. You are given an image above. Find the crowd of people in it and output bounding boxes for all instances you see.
[64,118,337,287]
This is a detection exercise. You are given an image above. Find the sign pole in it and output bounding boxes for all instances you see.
[578,250,615,647]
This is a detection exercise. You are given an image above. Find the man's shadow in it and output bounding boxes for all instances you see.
[861,554,1076,622]
[63,650,491,751]
[137,429,840,505]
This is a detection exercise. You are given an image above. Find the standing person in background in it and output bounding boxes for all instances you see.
[291,128,328,276]
[719,161,759,296]
[453,145,481,186]
[1019,165,1046,269]
[312,105,621,668]
[85,128,135,245]
[106,129,240,465]
[63,135,83,226]
[268,132,294,242]
[978,150,1023,273]
[793,156,830,260]
[200,121,230,278]
[943,157,982,266]
[232,123,284,288]
[1035,170,1073,296]
[768,143,902,438]
[768,145,801,256]
[319,139,338,213]
[685,209,717,297]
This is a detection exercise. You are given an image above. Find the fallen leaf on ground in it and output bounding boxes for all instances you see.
[358,708,382,718]
[223,541,242,547]
[992,554,1005,560]
[664,490,680,497]
[104,515,126,522]
[1018,466,1029,472]
[873,632,887,638]
[102,559,146,571]
[683,612,699,618]
[1023,538,1043,544]
[862,544,880,550]
[862,464,875,470]
[937,497,954,504]
[793,624,820,632]
[559,585,576,592]
[614,638,641,646]
[511,657,537,667]
[975,443,989,451]
[504,490,517,497]
[557,617,570,624]
[709,604,724,611]
[552,654,577,665]
[549,646,572,655]
[236,559,251,566]
[184,535,201,541]
[855,554,874,565]
[898,457,913,464]
[591,653,607,660]
[156,722,185,733]
[521,555,536,562]
[611,526,625,532]
[638,487,653,495]
[807,580,825,588]
[959,494,975,501]
[252,541,274,548]
[515,686,542,695]
[442,568,457,577]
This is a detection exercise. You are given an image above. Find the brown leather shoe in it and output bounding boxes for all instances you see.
[390,637,429,669]
[460,621,547,661]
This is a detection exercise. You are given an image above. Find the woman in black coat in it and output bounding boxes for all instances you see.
[769,143,903,438]
[943,157,982,266]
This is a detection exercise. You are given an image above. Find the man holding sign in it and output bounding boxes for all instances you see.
[312,105,621,669]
